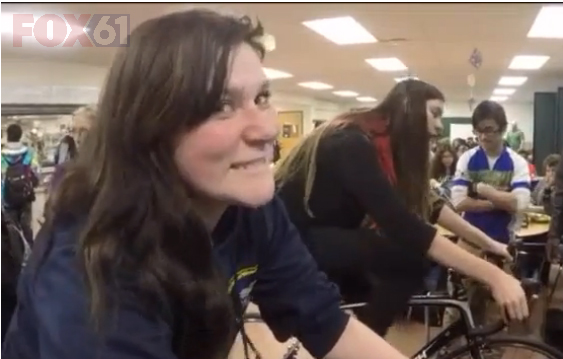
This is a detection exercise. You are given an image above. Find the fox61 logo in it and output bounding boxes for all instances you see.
[10,13,130,47]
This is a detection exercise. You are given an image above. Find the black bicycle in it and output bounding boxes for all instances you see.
[243,240,563,359]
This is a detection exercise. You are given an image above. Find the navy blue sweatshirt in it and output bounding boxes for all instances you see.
[2,196,348,359]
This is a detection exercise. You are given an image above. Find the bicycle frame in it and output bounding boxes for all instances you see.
[407,295,477,359]
[246,294,506,359]
[244,241,545,359]
[341,294,499,359]
[411,320,466,359]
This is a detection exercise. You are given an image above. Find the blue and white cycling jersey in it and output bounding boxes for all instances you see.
[451,146,531,243]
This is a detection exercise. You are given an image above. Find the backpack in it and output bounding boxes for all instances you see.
[3,153,36,208]
[1,207,31,287]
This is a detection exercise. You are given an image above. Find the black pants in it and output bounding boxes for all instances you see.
[304,226,429,336]
[5,203,33,245]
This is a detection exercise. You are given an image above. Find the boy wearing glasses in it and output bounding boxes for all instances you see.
[449,100,531,326]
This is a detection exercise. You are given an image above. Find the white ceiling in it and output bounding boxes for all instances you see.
[2,3,563,105]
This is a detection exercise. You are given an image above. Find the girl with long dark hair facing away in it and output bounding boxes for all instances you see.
[2,10,425,359]
[275,79,527,336]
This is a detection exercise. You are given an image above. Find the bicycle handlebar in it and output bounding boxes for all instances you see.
[457,239,547,299]
[483,239,547,264]
[480,241,517,264]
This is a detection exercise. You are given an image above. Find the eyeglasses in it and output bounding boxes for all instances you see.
[473,127,502,136]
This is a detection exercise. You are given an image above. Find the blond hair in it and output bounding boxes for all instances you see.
[72,104,97,130]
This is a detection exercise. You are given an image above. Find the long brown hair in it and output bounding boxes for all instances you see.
[276,79,445,218]
[45,10,264,359]
[430,144,458,181]
[378,79,445,216]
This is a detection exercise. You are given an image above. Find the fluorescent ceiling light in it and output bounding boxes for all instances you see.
[490,96,508,102]
[498,76,528,86]
[1,13,15,33]
[263,68,293,80]
[302,16,377,45]
[366,57,408,72]
[394,76,419,82]
[333,90,359,97]
[298,81,333,90]
[493,88,516,95]
[528,5,563,39]
[261,33,276,52]
[357,96,377,102]
[508,55,550,70]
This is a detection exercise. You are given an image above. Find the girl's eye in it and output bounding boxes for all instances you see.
[217,100,235,114]
[255,91,271,107]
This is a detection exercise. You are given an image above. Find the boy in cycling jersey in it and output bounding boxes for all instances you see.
[450,100,531,326]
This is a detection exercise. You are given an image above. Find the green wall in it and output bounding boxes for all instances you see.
[533,92,558,172]
[557,87,563,155]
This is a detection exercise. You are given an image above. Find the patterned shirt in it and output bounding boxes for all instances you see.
[451,146,531,243]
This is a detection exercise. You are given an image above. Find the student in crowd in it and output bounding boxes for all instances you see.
[452,137,463,149]
[275,79,527,336]
[451,100,532,325]
[543,150,563,351]
[532,153,560,206]
[54,134,78,165]
[453,138,470,158]
[545,150,563,263]
[427,144,459,292]
[50,105,96,190]
[70,105,96,147]
[506,121,525,152]
[1,123,40,243]
[3,10,428,359]
[518,149,537,178]
[430,139,438,157]
[430,143,458,197]
[437,137,451,148]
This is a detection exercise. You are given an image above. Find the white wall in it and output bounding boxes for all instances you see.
[1,59,347,135]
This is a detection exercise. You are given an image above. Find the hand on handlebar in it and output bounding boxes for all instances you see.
[489,272,529,322]
[485,242,513,262]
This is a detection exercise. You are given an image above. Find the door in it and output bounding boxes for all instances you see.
[277,111,303,160]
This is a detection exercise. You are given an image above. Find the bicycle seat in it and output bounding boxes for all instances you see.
[467,319,506,338]
[410,291,452,302]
